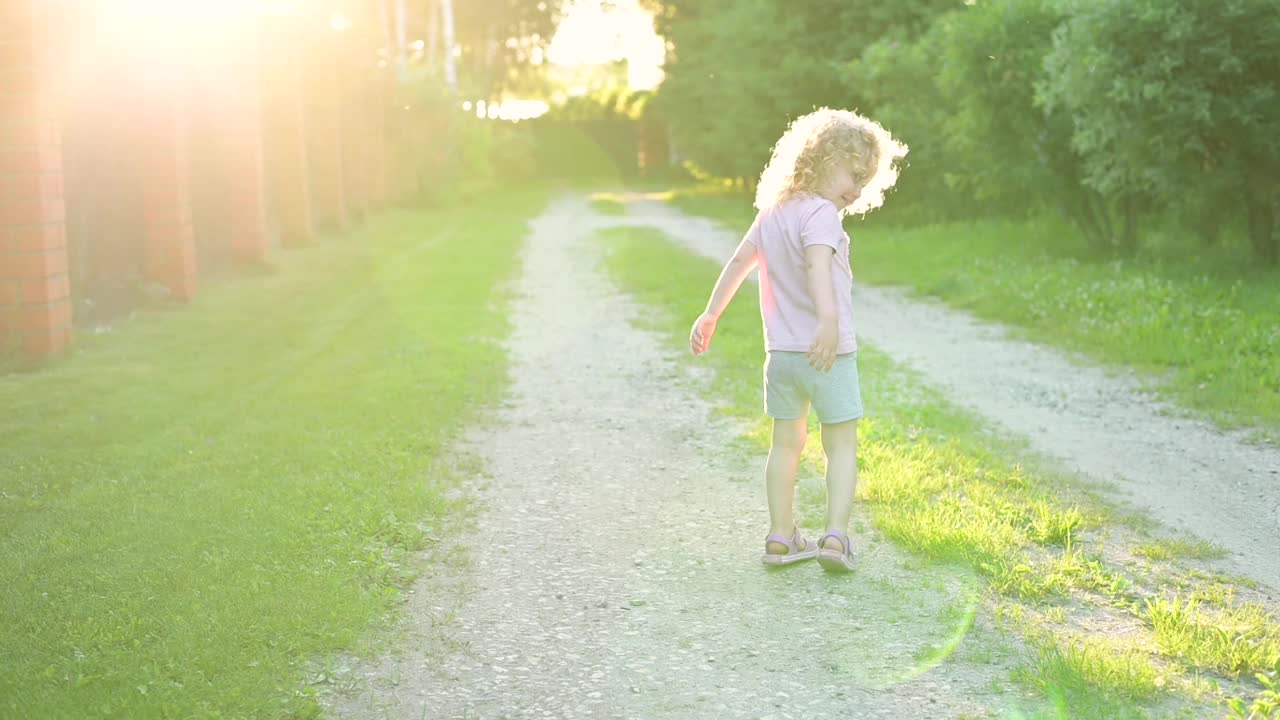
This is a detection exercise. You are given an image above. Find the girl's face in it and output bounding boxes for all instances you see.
[818,163,870,209]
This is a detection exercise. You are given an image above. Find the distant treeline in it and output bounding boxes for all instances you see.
[644,0,1279,263]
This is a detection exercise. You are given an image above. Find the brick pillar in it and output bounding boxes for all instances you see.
[305,32,348,231]
[262,15,314,247]
[221,17,270,263]
[382,75,411,205]
[138,62,197,301]
[0,0,72,359]
[366,68,389,209]
[341,60,369,222]
[397,105,421,200]
[384,84,406,204]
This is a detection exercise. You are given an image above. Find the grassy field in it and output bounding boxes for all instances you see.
[667,187,1280,441]
[0,189,547,719]
[597,222,1280,719]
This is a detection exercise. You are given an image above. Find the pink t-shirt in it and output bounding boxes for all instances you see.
[744,194,856,354]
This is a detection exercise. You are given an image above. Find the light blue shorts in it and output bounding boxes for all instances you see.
[763,351,863,425]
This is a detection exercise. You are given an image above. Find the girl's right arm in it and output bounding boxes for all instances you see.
[804,244,838,372]
[689,238,759,355]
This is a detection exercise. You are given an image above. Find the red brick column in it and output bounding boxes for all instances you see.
[380,75,408,205]
[137,63,197,301]
[263,16,314,247]
[341,60,369,222]
[305,33,348,230]
[0,0,72,359]
[395,105,421,200]
[219,17,270,263]
[366,69,389,209]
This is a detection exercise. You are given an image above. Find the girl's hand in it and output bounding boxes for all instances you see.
[808,317,837,371]
[690,312,718,355]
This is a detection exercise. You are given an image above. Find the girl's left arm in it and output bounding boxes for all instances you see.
[703,238,759,318]
[690,239,759,355]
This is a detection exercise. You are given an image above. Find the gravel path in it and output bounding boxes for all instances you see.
[623,196,1280,594]
[319,194,1030,719]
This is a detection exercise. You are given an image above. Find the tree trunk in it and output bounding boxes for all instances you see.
[1117,194,1140,256]
[1066,188,1109,251]
[441,0,456,91]
[1245,192,1278,266]
[393,0,407,71]
[1196,211,1222,246]
[1064,185,1111,252]
[484,24,499,105]
[426,0,439,72]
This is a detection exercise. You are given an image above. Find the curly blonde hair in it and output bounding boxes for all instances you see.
[754,107,908,217]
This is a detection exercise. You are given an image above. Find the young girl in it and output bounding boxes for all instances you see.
[689,108,906,572]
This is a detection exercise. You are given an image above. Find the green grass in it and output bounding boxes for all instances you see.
[1135,537,1231,562]
[1227,663,1280,720]
[1017,635,1163,719]
[596,221,1275,719]
[665,187,1280,438]
[1145,598,1280,676]
[0,188,548,719]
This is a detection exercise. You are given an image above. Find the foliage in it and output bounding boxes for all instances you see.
[649,0,948,183]
[845,26,955,222]
[931,1,1068,212]
[452,0,565,99]
[643,0,1280,264]
[416,112,538,203]
[1227,661,1280,720]
[526,87,669,181]
[1039,0,1280,263]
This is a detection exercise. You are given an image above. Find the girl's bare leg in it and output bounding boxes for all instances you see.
[819,419,859,551]
[765,417,808,555]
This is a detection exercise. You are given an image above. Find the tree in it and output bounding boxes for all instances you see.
[1040,0,1280,261]
[452,0,564,100]
[930,0,1115,242]
[844,32,953,219]
[648,0,959,184]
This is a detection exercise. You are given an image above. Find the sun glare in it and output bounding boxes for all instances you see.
[62,0,317,116]
[470,98,550,121]
[86,0,290,60]
[547,0,664,90]
[84,0,330,47]
[329,12,352,32]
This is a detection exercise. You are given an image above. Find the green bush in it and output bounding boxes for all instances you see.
[933,0,1071,213]
[526,88,670,182]
[1040,0,1280,262]
[846,30,957,224]
[409,110,539,203]
[650,0,1280,266]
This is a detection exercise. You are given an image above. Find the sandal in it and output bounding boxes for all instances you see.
[761,527,819,566]
[816,529,856,573]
